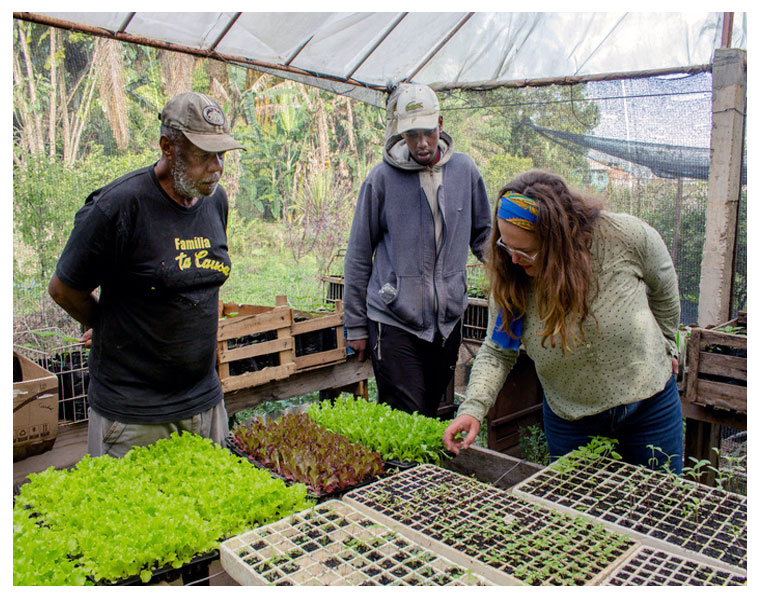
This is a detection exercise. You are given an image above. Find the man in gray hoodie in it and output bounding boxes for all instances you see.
[343,83,491,417]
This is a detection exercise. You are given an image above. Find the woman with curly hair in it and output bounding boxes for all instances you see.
[443,170,683,472]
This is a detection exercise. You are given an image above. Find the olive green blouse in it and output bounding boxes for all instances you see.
[458,211,680,422]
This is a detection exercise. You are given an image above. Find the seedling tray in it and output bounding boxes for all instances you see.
[602,546,746,586]
[220,500,493,586]
[226,434,381,501]
[512,453,747,571]
[106,551,218,586]
[343,464,636,585]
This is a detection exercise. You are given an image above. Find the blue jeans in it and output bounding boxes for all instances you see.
[542,375,683,474]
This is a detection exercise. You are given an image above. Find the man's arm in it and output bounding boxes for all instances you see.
[343,177,379,360]
[48,274,99,330]
[469,167,492,262]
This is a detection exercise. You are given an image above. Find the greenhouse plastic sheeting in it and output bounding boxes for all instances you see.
[21,12,747,106]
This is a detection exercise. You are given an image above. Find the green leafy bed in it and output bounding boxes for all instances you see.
[308,397,452,465]
[13,433,313,585]
[232,413,385,495]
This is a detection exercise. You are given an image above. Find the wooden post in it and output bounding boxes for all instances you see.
[697,48,746,326]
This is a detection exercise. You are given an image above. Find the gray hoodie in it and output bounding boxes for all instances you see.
[343,131,491,343]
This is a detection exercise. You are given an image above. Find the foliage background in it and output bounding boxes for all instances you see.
[12,21,746,347]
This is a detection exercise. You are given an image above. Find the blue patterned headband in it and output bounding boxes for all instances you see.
[497,192,538,231]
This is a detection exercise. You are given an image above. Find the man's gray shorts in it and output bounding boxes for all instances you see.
[87,402,229,458]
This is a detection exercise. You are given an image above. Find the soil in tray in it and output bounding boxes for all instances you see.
[344,464,634,585]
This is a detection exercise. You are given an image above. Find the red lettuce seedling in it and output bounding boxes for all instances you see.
[232,414,385,495]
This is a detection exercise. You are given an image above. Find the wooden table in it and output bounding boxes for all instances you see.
[13,356,374,486]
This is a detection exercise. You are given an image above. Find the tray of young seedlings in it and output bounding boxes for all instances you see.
[220,500,494,586]
[600,546,746,586]
[510,439,747,575]
[307,396,453,468]
[12,433,312,586]
[228,413,386,500]
[342,463,637,586]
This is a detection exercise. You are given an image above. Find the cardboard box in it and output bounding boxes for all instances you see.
[13,351,59,461]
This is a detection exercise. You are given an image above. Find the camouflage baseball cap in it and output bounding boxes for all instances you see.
[159,92,245,152]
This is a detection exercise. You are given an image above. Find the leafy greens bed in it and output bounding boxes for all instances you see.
[307,397,451,465]
[13,432,313,585]
[231,413,385,496]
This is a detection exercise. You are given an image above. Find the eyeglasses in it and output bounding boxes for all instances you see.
[496,237,538,262]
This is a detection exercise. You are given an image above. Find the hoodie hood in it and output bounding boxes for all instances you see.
[383,130,455,171]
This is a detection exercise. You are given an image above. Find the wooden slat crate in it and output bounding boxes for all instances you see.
[320,274,344,305]
[320,248,346,305]
[217,298,296,393]
[462,297,488,342]
[684,311,746,413]
[291,300,346,372]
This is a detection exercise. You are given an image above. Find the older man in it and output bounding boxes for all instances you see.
[343,83,491,418]
[49,92,245,458]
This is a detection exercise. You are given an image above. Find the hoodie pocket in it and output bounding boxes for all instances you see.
[383,275,424,329]
[441,269,468,320]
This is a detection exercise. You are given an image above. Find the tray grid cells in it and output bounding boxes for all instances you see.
[221,500,491,586]
[603,547,747,586]
[343,464,635,586]
[513,454,747,569]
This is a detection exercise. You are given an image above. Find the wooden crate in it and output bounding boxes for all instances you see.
[291,300,346,372]
[462,297,488,342]
[320,274,344,305]
[320,248,346,305]
[217,298,295,393]
[684,312,746,413]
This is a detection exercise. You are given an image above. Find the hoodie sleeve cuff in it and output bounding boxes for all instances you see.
[346,326,369,341]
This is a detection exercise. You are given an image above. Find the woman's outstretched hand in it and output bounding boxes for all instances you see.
[443,414,481,455]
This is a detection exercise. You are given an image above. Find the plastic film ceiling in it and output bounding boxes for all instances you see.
[27,12,747,106]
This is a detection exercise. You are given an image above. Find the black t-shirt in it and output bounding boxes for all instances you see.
[55,165,231,423]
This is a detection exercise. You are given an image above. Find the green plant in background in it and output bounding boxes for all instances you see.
[13,433,312,585]
[308,396,452,464]
[517,424,550,466]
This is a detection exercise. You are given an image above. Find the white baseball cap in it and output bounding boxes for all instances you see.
[395,84,440,133]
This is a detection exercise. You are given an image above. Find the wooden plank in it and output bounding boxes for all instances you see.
[217,309,293,341]
[218,337,293,363]
[680,399,747,429]
[684,328,702,403]
[224,355,373,415]
[697,352,746,381]
[698,329,747,349]
[291,312,344,335]
[220,363,296,394]
[694,380,747,413]
[442,445,543,491]
[293,349,346,371]
[221,302,281,317]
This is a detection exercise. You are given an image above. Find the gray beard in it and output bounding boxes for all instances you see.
[171,157,217,200]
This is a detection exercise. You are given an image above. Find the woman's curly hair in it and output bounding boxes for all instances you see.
[487,170,602,352]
